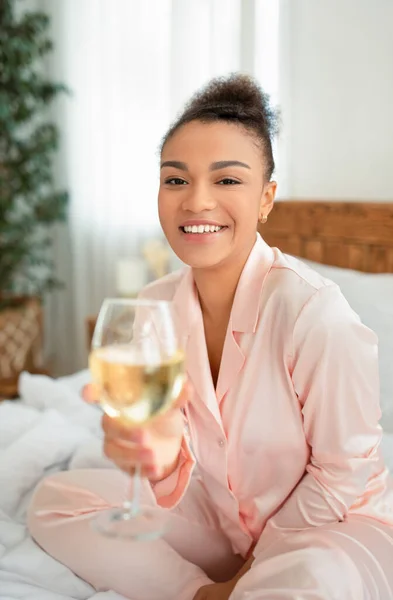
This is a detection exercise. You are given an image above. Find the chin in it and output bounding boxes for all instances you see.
[165,229,235,270]
[173,248,228,270]
[183,258,222,270]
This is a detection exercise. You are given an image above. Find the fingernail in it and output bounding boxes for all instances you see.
[146,465,159,478]
[139,450,152,461]
[128,431,143,443]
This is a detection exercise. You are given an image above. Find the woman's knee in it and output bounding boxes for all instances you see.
[282,544,360,594]
[27,469,120,554]
[232,537,363,599]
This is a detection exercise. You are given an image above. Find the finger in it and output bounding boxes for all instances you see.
[102,409,183,442]
[103,439,154,465]
[127,464,162,479]
[148,406,185,439]
[192,590,206,600]
[192,586,205,600]
[102,414,146,443]
[82,383,101,404]
[103,441,162,480]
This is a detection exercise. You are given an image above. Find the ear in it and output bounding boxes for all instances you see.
[258,181,277,222]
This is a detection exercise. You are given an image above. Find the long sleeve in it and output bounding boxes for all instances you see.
[255,284,383,553]
[152,431,195,509]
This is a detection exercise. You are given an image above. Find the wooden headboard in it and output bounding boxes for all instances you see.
[259,201,393,273]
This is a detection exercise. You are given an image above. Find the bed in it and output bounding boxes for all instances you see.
[0,200,392,600]
[259,200,393,430]
[259,200,393,273]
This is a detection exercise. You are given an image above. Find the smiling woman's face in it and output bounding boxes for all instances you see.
[158,120,276,271]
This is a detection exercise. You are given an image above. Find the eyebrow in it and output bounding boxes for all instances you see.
[210,160,251,171]
[160,160,188,171]
[160,160,251,171]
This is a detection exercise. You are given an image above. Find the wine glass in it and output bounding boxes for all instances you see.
[89,298,185,540]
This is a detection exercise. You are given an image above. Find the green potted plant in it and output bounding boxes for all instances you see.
[0,0,68,396]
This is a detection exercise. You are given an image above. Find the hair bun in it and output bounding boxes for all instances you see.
[195,74,261,105]
[185,74,279,138]
[162,73,280,179]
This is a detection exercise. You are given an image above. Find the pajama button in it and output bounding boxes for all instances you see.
[218,439,225,447]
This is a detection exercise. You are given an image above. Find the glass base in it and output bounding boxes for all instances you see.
[92,506,168,541]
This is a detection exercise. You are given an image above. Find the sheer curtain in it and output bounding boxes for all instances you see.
[42,0,281,374]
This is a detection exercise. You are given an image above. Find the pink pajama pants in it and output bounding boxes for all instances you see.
[28,469,393,599]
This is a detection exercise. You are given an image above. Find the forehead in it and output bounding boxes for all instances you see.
[162,120,262,166]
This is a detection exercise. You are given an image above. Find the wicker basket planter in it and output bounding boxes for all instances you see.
[0,297,44,399]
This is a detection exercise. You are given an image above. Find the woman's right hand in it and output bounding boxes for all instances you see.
[82,381,189,482]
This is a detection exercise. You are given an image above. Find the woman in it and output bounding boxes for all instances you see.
[28,74,393,600]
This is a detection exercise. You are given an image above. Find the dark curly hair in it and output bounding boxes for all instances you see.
[161,73,280,180]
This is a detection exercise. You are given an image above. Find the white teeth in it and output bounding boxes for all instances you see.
[183,224,223,234]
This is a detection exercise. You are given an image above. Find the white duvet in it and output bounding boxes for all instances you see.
[0,371,124,600]
[1,371,393,600]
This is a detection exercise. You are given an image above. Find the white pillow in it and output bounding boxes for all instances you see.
[302,260,393,433]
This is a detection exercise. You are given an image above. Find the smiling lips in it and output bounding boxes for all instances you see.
[180,219,228,236]
[181,224,225,234]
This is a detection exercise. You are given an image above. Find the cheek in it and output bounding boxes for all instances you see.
[158,193,181,245]
[157,192,171,227]
[227,194,260,230]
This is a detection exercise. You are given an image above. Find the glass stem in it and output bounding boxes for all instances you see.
[126,462,142,517]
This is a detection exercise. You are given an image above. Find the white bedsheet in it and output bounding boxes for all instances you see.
[0,371,123,600]
[1,371,393,600]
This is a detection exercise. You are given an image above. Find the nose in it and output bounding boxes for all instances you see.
[181,183,217,214]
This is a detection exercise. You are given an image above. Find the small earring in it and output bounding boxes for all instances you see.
[259,215,268,224]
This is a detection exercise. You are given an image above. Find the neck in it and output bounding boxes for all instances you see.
[192,240,255,323]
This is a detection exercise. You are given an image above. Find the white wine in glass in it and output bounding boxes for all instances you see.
[89,298,185,540]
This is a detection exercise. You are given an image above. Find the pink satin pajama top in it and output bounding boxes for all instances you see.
[144,234,393,558]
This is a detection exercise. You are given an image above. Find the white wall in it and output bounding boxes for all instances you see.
[283,0,393,200]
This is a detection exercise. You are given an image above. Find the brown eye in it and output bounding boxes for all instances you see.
[165,177,188,185]
[218,178,240,185]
